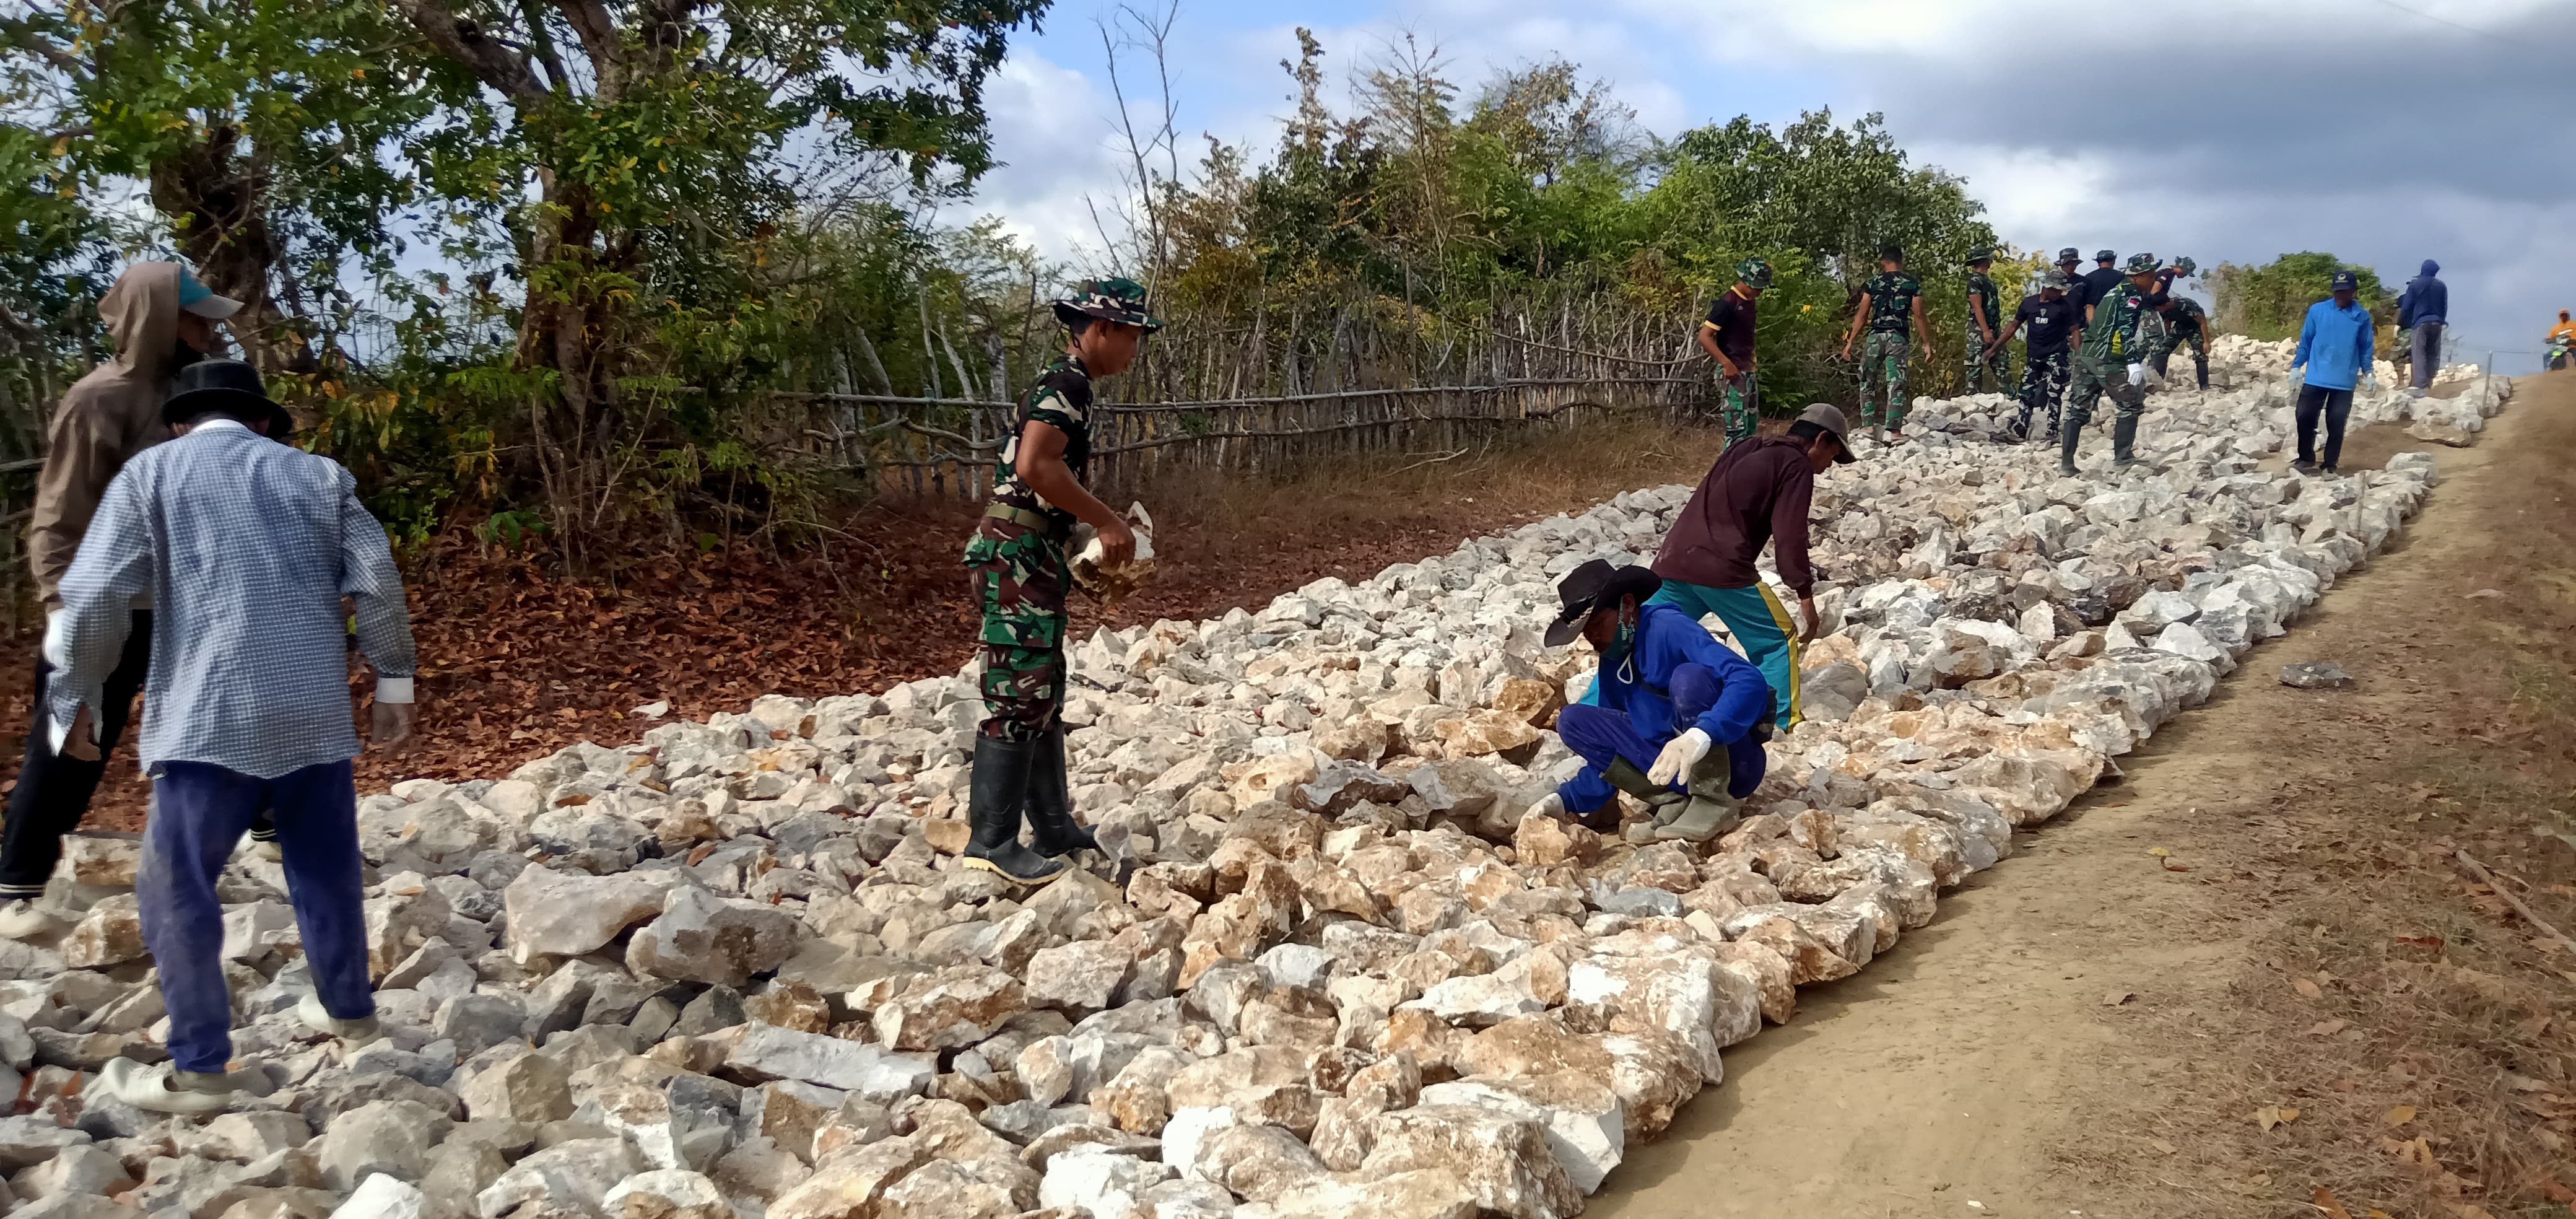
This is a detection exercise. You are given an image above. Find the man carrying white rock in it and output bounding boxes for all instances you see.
[1530,561,1772,843]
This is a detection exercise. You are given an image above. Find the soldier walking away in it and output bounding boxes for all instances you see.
[1523,561,1773,844]
[1648,403,1854,738]
[960,278,1162,886]
[2397,259,2447,398]
[1840,244,1936,443]
[2149,259,2213,391]
[1988,269,2082,442]
[2060,253,2170,476]
[2290,269,2376,474]
[1962,248,2009,393]
[2080,248,2125,323]
[0,263,270,942]
[1697,257,1771,448]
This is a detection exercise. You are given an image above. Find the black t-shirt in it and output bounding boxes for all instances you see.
[2081,266,2124,312]
[1702,289,1757,365]
[2015,294,2079,355]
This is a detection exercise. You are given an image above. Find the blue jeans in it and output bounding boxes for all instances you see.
[141,759,373,1073]
[1647,580,1801,732]
[1556,663,1767,815]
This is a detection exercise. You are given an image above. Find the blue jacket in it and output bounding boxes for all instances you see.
[2398,260,2447,328]
[2293,298,2375,390]
[1580,603,1770,745]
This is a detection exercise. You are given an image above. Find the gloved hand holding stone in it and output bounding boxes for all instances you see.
[1525,792,1564,822]
[1648,727,1713,786]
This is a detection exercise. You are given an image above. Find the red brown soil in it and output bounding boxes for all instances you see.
[0,417,1719,830]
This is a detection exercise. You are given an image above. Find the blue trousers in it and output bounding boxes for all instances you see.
[141,760,373,1073]
[1648,580,1802,732]
[1556,663,1767,815]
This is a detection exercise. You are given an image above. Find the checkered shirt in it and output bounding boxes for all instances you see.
[50,420,416,779]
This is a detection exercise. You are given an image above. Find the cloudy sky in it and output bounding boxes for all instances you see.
[946,0,2576,372]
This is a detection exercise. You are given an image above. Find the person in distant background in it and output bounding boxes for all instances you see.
[1961,248,2009,393]
[1988,269,2082,442]
[1841,244,1935,443]
[2550,310,2576,346]
[1697,258,1771,448]
[2396,259,2447,398]
[2289,269,2377,475]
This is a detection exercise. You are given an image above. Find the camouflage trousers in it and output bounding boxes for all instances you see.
[1718,371,1757,448]
[1856,332,1912,430]
[1964,326,2009,394]
[962,519,1069,742]
[2063,350,2148,465]
[2014,348,2071,437]
[2150,331,2208,390]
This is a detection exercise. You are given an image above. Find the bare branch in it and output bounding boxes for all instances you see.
[392,0,547,102]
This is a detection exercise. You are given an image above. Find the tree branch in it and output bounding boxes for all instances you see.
[392,0,547,102]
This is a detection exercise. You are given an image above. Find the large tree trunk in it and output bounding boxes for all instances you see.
[147,123,317,376]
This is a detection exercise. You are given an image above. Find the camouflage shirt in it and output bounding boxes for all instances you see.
[1964,270,2005,336]
[2164,297,2208,339]
[1863,272,1921,334]
[990,355,1094,529]
[2081,280,2169,364]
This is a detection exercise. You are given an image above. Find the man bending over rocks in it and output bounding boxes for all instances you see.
[51,360,417,1112]
[1528,561,1772,844]
[959,278,1162,887]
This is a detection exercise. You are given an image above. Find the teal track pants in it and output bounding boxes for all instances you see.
[1646,579,1803,732]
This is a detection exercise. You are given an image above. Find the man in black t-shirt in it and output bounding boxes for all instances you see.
[2081,249,2125,323]
[1697,257,1771,448]
[1985,269,2082,442]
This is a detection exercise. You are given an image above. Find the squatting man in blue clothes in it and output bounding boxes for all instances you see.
[50,360,418,1114]
[1524,561,1772,844]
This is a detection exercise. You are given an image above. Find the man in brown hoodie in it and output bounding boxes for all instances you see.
[0,262,240,938]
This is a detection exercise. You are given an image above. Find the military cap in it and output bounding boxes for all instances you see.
[1053,276,1165,332]
[1735,256,1773,289]
[1965,247,1994,264]
[2056,247,2082,264]
[2123,253,2160,274]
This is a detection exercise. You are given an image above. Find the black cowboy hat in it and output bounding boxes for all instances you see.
[162,359,294,439]
[1546,559,1665,647]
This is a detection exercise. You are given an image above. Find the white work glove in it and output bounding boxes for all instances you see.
[370,679,418,752]
[2361,368,2381,390]
[2125,362,2146,388]
[1525,792,1564,822]
[1648,728,1713,786]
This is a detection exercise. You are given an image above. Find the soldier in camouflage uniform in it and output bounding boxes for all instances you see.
[1986,269,2081,442]
[1696,257,1772,448]
[1961,248,2010,393]
[959,277,1162,885]
[2060,253,2170,476]
[1840,244,1936,442]
[2149,258,2211,390]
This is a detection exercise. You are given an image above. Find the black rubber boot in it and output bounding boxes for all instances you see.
[2112,411,2140,466]
[1025,728,1098,859]
[963,736,1064,886]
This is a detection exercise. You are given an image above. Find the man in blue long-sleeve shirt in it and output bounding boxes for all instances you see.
[1530,561,1770,843]
[2291,270,2377,474]
[2397,259,2447,396]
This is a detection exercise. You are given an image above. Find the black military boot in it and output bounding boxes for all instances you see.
[2112,411,2141,467]
[1024,727,1099,859]
[963,736,1064,886]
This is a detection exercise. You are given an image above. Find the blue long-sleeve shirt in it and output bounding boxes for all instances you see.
[2292,299,2375,391]
[2398,261,2446,328]
[1580,603,1770,745]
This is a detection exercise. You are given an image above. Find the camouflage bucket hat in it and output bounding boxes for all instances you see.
[2043,269,2074,291]
[2169,255,2198,276]
[2123,253,2160,275]
[1735,256,1773,289]
[1053,276,1165,332]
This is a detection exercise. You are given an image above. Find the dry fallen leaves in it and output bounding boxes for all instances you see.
[2312,1187,2356,1219]
[2293,977,2326,999]
[2307,1018,2350,1037]
[2255,1104,2302,1131]
[2383,1104,2416,1126]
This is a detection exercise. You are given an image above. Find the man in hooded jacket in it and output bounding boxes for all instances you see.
[2397,259,2447,396]
[0,263,240,938]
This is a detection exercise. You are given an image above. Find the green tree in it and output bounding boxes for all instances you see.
[2208,252,2393,341]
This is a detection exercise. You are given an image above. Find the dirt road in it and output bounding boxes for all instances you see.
[1596,374,2576,1218]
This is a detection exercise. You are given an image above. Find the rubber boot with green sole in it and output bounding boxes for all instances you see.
[1655,748,1745,844]
[962,736,1064,887]
[1024,727,1099,859]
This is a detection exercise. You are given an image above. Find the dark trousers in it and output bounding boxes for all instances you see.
[2295,385,2354,470]
[1554,663,1767,814]
[2411,322,2443,389]
[0,611,149,900]
[144,759,373,1072]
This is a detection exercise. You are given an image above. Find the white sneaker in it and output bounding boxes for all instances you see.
[0,898,63,941]
[98,1058,245,1115]
[297,993,385,1047]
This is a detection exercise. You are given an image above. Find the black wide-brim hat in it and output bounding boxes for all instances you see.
[1546,559,1666,647]
[163,359,294,438]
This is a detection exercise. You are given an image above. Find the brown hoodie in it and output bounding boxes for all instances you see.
[30,262,183,606]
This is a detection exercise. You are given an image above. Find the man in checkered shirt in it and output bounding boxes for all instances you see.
[48,359,420,1113]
